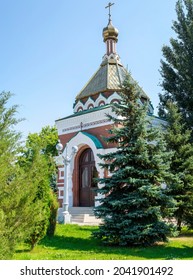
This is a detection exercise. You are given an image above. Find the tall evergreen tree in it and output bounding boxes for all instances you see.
[0,92,35,259]
[94,77,176,246]
[158,0,193,133]
[163,102,193,231]
[24,146,51,249]
[18,126,59,246]
[0,93,58,257]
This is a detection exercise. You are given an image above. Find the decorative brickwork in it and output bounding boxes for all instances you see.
[55,14,155,213]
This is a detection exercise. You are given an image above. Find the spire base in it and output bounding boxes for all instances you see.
[101,53,122,66]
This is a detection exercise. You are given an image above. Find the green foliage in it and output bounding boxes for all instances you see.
[26,126,58,157]
[24,147,51,249]
[163,102,193,231]
[47,191,59,237]
[0,92,59,257]
[27,207,49,250]
[24,126,58,191]
[94,76,176,246]
[0,169,37,259]
[159,0,193,134]
[18,126,59,248]
[13,224,193,260]
[0,92,35,259]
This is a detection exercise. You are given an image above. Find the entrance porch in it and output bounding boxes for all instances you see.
[57,207,102,225]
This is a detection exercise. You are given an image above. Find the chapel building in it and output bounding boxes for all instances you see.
[55,11,160,219]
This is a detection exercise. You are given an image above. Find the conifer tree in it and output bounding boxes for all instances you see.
[23,145,51,249]
[0,93,58,257]
[94,77,175,246]
[163,102,193,231]
[18,129,58,248]
[158,0,193,133]
[0,92,35,259]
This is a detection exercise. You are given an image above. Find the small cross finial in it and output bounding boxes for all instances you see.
[105,2,114,22]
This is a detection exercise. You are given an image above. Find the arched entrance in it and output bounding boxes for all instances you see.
[79,148,97,207]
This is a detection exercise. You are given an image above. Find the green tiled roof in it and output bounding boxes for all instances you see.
[75,58,148,101]
[56,104,111,122]
[76,60,124,100]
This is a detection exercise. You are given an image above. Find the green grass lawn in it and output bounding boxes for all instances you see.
[13,224,193,260]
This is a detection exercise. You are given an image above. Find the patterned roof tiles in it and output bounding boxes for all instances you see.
[75,58,148,101]
[76,59,125,100]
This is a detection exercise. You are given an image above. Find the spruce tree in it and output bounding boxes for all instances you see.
[163,102,193,231]
[94,76,175,246]
[159,0,193,134]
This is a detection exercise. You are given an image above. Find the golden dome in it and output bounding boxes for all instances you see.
[103,20,119,42]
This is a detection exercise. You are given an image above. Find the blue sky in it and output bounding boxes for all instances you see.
[0,0,177,139]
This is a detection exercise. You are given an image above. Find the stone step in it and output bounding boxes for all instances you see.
[58,207,102,225]
[71,214,102,225]
[71,214,85,224]
[69,207,94,215]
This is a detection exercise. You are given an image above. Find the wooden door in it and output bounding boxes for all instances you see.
[79,148,96,207]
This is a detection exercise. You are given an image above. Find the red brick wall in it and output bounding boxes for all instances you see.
[59,132,78,147]
[57,123,118,207]
[58,124,117,149]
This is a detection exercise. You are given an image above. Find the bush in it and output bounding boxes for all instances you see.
[47,191,59,237]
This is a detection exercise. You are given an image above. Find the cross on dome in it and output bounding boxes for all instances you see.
[105,2,114,22]
[103,2,118,56]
